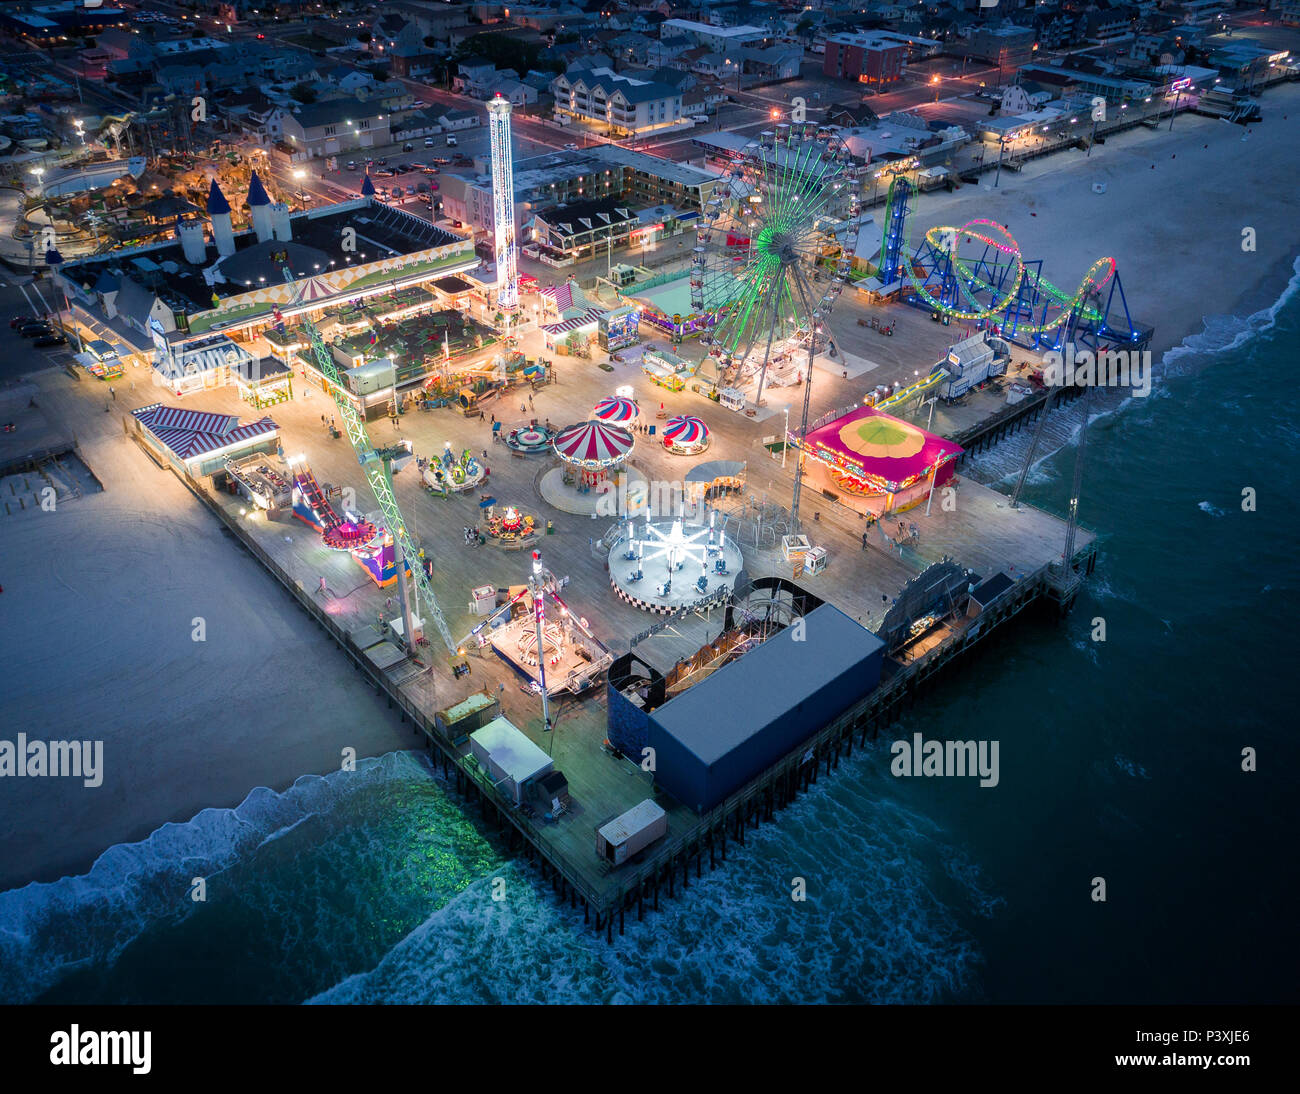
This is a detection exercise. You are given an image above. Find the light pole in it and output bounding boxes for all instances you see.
[293,167,307,206]
[993,134,1008,188]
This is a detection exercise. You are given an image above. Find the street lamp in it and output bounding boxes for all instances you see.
[293,167,307,205]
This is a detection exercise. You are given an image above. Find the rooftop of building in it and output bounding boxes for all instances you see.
[502,145,720,199]
[63,200,464,318]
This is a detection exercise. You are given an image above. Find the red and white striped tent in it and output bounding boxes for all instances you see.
[662,414,709,452]
[552,420,634,470]
[592,395,639,423]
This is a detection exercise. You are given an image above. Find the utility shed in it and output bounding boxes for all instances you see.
[647,605,885,812]
[470,717,554,804]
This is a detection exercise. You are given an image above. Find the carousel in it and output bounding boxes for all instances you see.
[484,503,539,547]
[551,420,635,490]
[661,414,710,455]
[502,422,557,455]
[539,419,644,517]
[422,442,486,495]
[609,510,744,613]
[592,395,639,425]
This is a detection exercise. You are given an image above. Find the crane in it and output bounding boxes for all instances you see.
[281,265,462,664]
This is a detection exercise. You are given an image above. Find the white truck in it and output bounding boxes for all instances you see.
[596,799,667,866]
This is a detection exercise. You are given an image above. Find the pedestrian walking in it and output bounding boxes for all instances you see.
[318,576,327,593]
[109,386,116,400]
[861,531,868,551]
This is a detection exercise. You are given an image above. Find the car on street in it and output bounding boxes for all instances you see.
[564,142,579,150]
[424,137,436,148]
[402,143,413,152]
[20,323,52,338]
[445,135,458,146]
[34,333,67,347]
[422,166,439,175]
[346,160,357,170]
[376,157,388,166]
[395,163,411,173]
[405,185,415,195]
[433,157,451,165]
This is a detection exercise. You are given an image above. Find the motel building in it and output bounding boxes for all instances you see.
[55,172,478,416]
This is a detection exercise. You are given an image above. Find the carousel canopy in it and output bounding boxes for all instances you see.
[663,415,708,447]
[592,395,639,423]
[799,406,963,493]
[552,420,635,468]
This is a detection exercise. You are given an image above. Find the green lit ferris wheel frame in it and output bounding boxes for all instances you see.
[693,124,863,405]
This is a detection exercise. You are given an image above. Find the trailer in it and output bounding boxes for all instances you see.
[596,799,668,866]
[434,689,500,746]
[934,333,1008,402]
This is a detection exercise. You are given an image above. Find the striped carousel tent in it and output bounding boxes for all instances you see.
[552,420,635,470]
[592,395,639,423]
[662,414,709,453]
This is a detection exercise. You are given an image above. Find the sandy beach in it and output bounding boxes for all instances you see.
[1,84,1298,894]
[0,410,406,890]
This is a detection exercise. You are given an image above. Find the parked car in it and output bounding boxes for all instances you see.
[20,323,52,337]
[9,314,35,329]
[34,333,67,347]
[564,142,579,151]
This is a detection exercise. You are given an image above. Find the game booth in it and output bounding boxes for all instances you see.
[598,306,641,352]
[641,348,694,392]
[794,405,964,518]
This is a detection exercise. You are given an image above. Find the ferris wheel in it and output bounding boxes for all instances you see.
[692,123,863,407]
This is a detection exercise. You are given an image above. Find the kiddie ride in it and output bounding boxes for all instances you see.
[423,442,485,496]
[289,459,404,586]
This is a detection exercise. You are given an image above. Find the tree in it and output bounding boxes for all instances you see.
[357,31,372,44]
[795,17,815,45]
[423,35,438,49]
[290,82,317,104]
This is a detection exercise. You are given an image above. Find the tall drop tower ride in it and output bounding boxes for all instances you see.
[487,94,518,313]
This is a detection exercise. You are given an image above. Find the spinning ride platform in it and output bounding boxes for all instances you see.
[608,518,744,614]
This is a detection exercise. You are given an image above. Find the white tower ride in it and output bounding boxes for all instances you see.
[487,94,518,313]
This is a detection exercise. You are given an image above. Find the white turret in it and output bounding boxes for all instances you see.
[206,179,236,258]
[178,218,207,264]
[248,170,274,243]
[271,201,293,243]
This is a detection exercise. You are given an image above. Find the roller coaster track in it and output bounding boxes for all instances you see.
[902,214,1116,334]
[281,266,458,657]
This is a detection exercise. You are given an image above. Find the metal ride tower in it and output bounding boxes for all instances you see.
[280,265,461,666]
[488,95,518,314]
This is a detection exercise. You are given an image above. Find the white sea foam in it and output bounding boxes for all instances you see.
[0,752,429,1004]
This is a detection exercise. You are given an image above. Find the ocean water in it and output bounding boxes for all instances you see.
[4,266,1299,1005]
